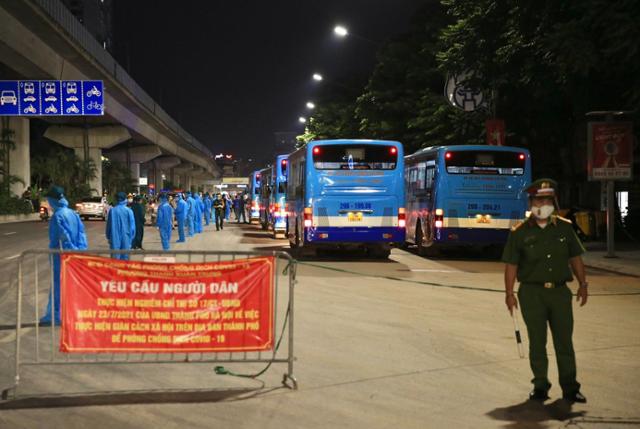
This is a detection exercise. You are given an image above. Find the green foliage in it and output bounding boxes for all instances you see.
[0,194,33,215]
[0,117,24,197]
[102,159,134,197]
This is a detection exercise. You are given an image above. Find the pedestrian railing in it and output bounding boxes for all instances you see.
[0,249,297,400]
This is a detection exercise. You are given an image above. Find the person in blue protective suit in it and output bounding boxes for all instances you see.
[156,193,174,250]
[106,191,136,261]
[224,193,232,221]
[194,192,204,234]
[186,191,196,237]
[203,193,212,226]
[174,192,187,242]
[41,185,88,325]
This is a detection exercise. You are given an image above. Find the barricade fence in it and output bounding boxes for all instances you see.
[0,249,297,400]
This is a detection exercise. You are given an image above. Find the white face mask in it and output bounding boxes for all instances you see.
[127,198,133,203]
[531,204,554,220]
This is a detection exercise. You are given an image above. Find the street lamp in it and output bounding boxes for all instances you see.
[306,102,316,110]
[334,25,348,38]
[312,73,323,82]
[298,116,307,124]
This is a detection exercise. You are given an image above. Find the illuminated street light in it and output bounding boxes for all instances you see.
[306,101,316,109]
[312,73,323,82]
[334,25,348,37]
[298,116,307,124]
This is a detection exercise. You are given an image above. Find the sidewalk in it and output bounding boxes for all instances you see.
[583,241,640,277]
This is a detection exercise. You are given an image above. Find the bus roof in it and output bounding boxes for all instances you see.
[405,144,530,161]
[309,139,402,147]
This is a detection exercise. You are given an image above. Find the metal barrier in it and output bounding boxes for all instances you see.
[0,249,297,400]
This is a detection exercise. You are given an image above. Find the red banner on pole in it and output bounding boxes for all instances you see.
[485,119,505,146]
[60,255,274,353]
[587,122,634,181]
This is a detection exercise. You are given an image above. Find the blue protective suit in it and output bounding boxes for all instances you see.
[186,193,196,237]
[224,195,231,221]
[203,195,212,225]
[157,198,174,250]
[42,197,88,324]
[175,194,187,242]
[106,199,136,260]
[194,194,204,233]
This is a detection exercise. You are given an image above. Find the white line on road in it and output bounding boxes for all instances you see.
[410,269,461,273]
[3,232,16,235]
[5,254,21,260]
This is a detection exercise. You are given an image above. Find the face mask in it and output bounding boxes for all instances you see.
[127,198,133,203]
[532,204,554,220]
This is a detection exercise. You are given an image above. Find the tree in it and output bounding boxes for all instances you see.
[102,159,134,196]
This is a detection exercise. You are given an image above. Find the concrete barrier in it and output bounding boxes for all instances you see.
[0,213,39,224]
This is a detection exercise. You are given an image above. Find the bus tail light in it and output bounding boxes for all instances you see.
[398,207,406,228]
[304,207,313,228]
[434,208,444,229]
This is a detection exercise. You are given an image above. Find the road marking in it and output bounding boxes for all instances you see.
[5,254,21,260]
[409,269,461,273]
[3,232,16,236]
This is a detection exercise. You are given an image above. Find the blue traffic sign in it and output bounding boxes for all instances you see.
[0,80,104,116]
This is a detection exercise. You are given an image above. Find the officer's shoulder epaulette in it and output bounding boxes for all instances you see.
[554,215,572,224]
[511,220,526,231]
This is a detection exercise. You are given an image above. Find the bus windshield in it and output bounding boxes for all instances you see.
[313,145,397,170]
[445,150,526,175]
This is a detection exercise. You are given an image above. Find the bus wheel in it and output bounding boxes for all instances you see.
[369,245,390,259]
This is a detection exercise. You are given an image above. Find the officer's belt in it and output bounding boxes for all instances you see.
[521,281,566,289]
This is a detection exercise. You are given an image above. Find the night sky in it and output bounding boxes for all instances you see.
[113,1,425,159]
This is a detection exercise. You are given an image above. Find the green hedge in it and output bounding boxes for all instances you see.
[0,195,34,215]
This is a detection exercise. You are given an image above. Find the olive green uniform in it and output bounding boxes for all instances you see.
[502,215,585,394]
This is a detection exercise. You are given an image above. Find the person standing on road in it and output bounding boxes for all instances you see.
[131,195,146,250]
[175,193,187,243]
[237,193,247,223]
[194,192,204,234]
[106,191,136,260]
[224,193,232,221]
[157,193,174,250]
[186,191,196,237]
[203,192,212,226]
[213,193,225,231]
[41,185,88,324]
[502,178,588,404]
[232,194,240,221]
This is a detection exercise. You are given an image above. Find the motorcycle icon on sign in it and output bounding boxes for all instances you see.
[86,86,102,98]
[23,104,37,114]
[45,105,58,114]
[66,104,80,114]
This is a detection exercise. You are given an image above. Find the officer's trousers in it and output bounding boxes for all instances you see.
[176,217,186,242]
[518,283,580,394]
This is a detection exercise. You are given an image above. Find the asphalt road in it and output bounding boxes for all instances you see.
[0,219,638,429]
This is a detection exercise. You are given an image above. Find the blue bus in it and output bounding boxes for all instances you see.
[259,154,289,238]
[404,145,531,255]
[248,170,261,223]
[286,139,405,258]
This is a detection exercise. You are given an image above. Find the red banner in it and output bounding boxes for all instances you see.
[60,255,274,353]
[588,122,634,180]
[486,118,505,146]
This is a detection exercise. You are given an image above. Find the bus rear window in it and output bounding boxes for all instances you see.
[445,151,526,175]
[313,145,397,170]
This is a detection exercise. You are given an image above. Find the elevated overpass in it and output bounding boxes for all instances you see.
[0,0,220,196]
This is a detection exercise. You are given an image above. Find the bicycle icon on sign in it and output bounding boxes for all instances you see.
[86,101,103,111]
[86,86,102,98]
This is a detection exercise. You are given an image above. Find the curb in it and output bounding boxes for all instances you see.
[583,261,640,278]
[0,213,40,224]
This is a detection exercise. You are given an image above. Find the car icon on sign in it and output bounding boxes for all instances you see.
[45,95,57,102]
[66,96,79,102]
[24,95,36,102]
[86,86,102,97]
[23,104,37,114]
[0,90,18,106]
[45,105,58,114]
[66,104,80,114]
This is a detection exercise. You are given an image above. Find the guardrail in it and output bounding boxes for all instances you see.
[0,249,297,400]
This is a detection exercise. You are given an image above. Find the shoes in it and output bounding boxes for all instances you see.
[176,240,185,243]
[562,391,587,403]
[529,389,550,401]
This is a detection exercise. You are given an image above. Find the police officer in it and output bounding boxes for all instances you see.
[502,178,588,403]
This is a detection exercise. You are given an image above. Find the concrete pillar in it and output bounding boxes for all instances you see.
[106,145,162,193]
[44,125,131,196]
[4,118,30,197]
[153,156,181,192]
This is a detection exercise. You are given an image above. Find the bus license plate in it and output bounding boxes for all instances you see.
[348,212,363,222]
